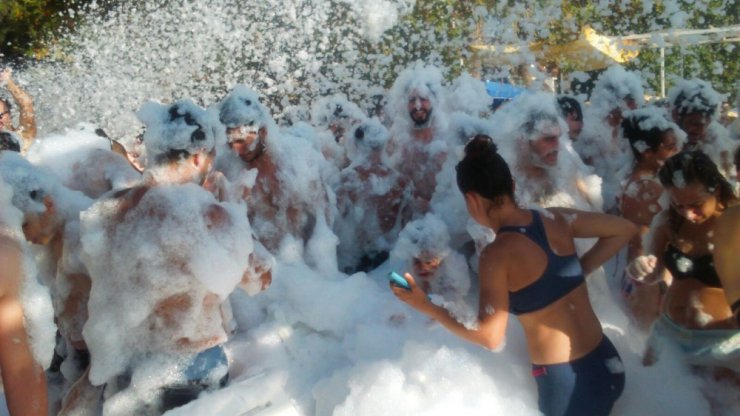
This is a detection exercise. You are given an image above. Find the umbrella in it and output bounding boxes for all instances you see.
[485,81,526,99]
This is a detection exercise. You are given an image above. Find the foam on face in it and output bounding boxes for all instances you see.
[590,65,645,116]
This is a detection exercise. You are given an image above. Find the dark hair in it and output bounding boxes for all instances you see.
[0,131,20,152]
[0,98,11,112]
[556,96,582,121]
[734,146,740,172]
[621,113,672,161]
[673,90,717,118]
[154,148,191,165]
[456,135,514,202]
[658,151,737,230]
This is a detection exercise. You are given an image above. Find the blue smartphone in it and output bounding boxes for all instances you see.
[387,271,411,290]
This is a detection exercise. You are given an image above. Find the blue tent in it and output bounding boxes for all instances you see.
[485,81,526,99]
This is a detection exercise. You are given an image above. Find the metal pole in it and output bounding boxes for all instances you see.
[660,47,665,97]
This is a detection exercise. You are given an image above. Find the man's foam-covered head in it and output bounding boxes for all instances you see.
[311,94,366,132]
[590,65,644,114]
[218,85,274,133]
[490,92,565,170]
[389,63,445,128]
[0,152,57,215]
[137,99,217,164]
[668,79,723,119]
[392,213,451,261]
[346,117,390,161]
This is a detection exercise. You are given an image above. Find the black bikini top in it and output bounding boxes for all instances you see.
[663,244,722,288]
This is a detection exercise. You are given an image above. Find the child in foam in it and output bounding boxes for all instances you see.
[63,100,271,414]
[626,151,740,376]
[393,135,636,416]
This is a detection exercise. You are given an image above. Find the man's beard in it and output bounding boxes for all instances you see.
[410,108,433,128]
[528,150,557,170]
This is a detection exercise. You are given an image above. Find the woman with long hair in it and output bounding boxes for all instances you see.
[392,135,637,416]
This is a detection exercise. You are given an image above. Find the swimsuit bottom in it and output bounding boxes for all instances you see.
[647,314,740,372]
[107,344,230,413]
[531,335,625,416]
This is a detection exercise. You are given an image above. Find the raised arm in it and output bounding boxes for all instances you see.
[549,208,638,275]
[0,237,48,416]
[0,68,37,147]
[392,244,510,351]
[713,205,740,323]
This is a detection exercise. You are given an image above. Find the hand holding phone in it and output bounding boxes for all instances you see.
[387,271,411,290]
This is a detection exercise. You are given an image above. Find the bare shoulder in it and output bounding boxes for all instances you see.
[716,206,740,237]
[718,205,740,224]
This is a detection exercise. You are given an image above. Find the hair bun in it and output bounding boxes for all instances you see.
[464,134,497,159]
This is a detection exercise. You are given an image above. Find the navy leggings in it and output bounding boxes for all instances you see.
[531,336,625,416]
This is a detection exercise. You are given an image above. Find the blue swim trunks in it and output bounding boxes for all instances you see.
[531,335,625,416]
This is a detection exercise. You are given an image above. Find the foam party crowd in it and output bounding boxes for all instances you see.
[1,3,740,416]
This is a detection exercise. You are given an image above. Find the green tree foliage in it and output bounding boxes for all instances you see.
[0,0,79,61]
[483,0,738,96]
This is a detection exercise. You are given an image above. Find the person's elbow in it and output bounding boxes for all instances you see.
[480,336,504,351]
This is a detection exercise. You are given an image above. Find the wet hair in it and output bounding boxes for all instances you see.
[658,151,737,230]
[456,135,514,202]
[556,96,582,121]
[621,113,672,161]
[0,131,20,152]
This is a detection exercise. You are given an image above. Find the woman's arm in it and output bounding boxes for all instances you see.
[713,206,740,321]
[0,238,48,416]
[392,245,510,350]
[550,208,638,275]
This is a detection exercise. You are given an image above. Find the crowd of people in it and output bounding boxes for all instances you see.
[0,62,739,415]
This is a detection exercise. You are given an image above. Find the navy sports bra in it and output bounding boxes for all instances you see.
[500,210,585,316]
[663,244,722,288]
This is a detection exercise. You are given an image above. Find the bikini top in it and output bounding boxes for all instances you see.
[500,210,585,316]
[663,244,722,288]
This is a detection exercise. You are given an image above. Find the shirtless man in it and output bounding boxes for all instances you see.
[0,202,48,416]
[491,93,602,212]
[63,100,269,414]
[385,64,450,217]
[215,85,333,259]
[0,152,93,387]
[0,68,37,152]
[575,65,644,211]
[335,118,411,272]
[668,78,737,179]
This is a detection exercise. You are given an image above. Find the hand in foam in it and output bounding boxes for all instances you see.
[626,255,659,284]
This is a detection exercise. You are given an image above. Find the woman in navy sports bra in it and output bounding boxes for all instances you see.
[392,135,637,416]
